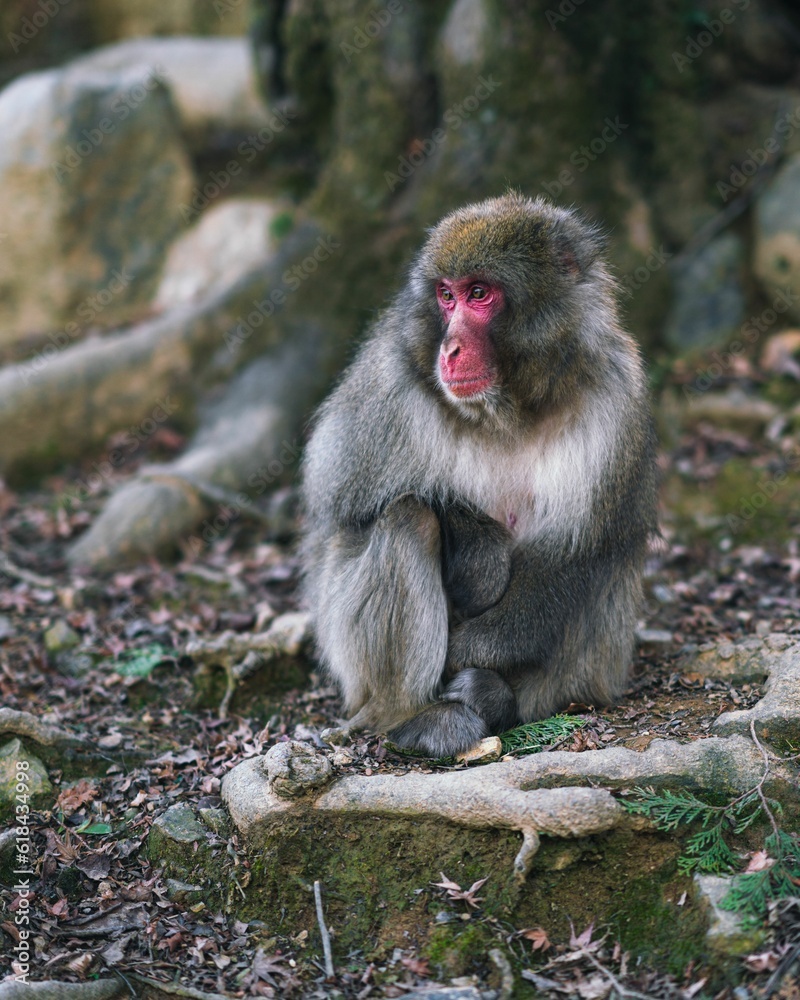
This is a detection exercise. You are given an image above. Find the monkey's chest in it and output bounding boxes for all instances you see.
[447,444,538,542]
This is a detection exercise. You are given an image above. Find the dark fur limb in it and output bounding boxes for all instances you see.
[448,548,644,720]
[441,667,518,731]
[389,668,517,757]
[388,702,488,758]
[438,502,512,618]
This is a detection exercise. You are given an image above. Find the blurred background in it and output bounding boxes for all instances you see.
[1,0,800,569]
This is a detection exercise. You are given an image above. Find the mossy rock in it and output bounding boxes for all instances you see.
[664,457,800,545]
[238,817,718,983]
[0,739,53,825]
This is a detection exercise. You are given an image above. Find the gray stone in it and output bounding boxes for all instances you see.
[0,63,194,345]
[198,806,230,837]
[155,199,284,309]
[714,638,800,742]
[0,738,52,823]
[754,154,800,320]
[69,38,273,149]
[678,635,780,684]
[695,874,767,957]
[0,615,14,641]
[262,740,333,799]
[165,878,206,905]
[43,620,80,653]
[0,827,18,884]
[148,803,212,878]
[665,232,746,350]
[682,388,780,437]
[151,803,206,845]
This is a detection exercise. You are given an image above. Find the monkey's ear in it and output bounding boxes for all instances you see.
[550,215,606,279]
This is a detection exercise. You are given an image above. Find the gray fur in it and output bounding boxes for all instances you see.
[301,194,658,756]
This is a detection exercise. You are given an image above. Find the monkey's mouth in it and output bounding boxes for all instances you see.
[443,375,494,398]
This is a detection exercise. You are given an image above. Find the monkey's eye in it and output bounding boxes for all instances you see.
[439,287,454,302]
[470,286,488,300]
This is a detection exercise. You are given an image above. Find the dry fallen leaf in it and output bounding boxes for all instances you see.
[56,779,96,816]
[744,849,775,873]
[743,950,780,973]
[521,927,551,952]
[431,872,489,910]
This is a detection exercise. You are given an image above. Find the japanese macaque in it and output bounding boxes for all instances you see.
[301,193,657,758]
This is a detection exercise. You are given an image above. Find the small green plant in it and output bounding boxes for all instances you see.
[622,785,800,926]
[720,830,800,927]
[114,642,170,678]
[499,715,585,756]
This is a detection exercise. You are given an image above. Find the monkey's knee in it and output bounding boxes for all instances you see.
[442,668,517,733]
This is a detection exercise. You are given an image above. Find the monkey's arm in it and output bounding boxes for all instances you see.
[438,503,512,619]
[446,544,616,671]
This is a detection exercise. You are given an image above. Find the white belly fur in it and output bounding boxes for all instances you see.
[433,394,619,548]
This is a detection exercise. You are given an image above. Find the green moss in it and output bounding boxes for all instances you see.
[234,815,739,982]
[425,922,495,979]
[191,654,312,718]
[663,457,800,545]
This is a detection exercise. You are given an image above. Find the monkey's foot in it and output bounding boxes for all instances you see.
[388,702,488,759]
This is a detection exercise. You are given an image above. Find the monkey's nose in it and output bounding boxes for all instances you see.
[442,342,460,360]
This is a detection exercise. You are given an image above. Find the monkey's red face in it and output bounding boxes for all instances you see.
[436,278,504,399]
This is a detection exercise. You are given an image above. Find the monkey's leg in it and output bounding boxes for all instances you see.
[438,502,512,619]
[315,495,449,732]
[388,667,517,757]
[448,550,643,722]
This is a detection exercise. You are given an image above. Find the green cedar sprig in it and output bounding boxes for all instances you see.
[499,715,585,756]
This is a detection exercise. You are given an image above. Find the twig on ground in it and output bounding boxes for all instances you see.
[0,550,56,589]
[314,879,335,979]
[580,948,658,1000]
[749,719,782,841]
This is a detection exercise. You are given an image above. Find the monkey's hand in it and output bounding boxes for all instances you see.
[439,502,512,619]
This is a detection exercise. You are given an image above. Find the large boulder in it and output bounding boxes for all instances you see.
[155,198,283,309]
[69,37,275,149]
[0,64,194,347]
